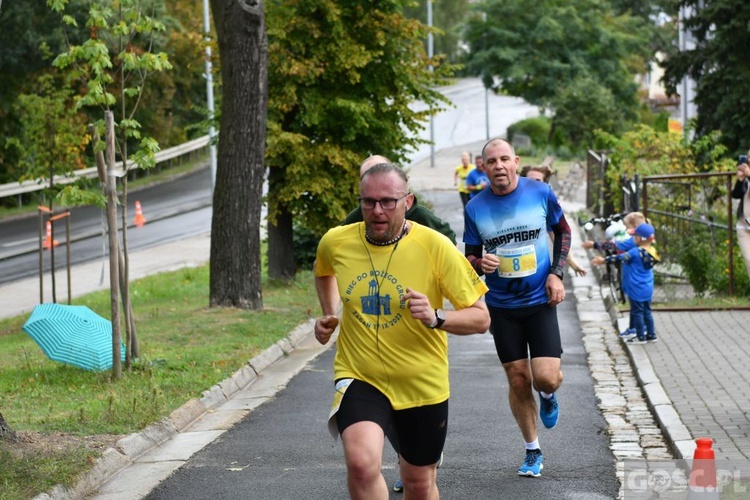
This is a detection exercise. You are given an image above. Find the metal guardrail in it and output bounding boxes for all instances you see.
[0,135,210,199]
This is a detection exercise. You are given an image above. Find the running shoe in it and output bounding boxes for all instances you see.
[539,392,559,429]
[392,479,404,493]
[646,335,659,343]
[517,449,544,477]
[626,336,647,345]
[619,328,636,338]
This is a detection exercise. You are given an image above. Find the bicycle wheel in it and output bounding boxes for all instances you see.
[608,262,625,303]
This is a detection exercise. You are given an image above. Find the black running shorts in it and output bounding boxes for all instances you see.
[335,379,448,466]
[488,303,563,364]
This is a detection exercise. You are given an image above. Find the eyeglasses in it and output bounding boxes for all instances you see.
[358,194,408,210]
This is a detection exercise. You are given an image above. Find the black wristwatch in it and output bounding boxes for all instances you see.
[428,308,446,329]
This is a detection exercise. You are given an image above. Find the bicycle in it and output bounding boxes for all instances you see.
[580,213,628,304]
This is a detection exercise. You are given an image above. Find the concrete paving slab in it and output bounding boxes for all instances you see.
[93,461,186,500]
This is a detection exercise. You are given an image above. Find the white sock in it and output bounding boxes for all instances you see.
[540,391,554,399]
[525,439,540,451]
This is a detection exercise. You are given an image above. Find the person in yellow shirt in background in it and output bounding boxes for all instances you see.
[453,151,476,208]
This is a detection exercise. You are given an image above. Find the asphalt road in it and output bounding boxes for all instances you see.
[0,166,213,285]
[143,190,618,500]
[143,278,616,500]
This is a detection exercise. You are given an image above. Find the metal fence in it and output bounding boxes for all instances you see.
[585,149,744,298]
[641,171,739,296]
[0,135,210,206]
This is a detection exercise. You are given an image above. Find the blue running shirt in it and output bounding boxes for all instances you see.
[464,177,564,308]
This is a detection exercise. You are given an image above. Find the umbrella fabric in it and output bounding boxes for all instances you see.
[22,303,125,371]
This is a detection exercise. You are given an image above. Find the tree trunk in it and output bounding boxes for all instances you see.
[0,412,19,442]
[209,0,267,309]
[105,112,122,379]
[267,165,296,281]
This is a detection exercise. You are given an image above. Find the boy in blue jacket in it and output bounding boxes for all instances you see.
[591,223,660,344]
[583,211,646,337]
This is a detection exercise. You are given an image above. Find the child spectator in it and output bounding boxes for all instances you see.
[591,223,660,344]
[583,211,646,337]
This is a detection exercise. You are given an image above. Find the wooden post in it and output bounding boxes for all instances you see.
[51,212,72,305]
[38,207,46,304]
[105,112,122,379]
[727,174,734,295]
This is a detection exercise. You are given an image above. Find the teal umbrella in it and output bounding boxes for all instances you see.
[22,303,125,371]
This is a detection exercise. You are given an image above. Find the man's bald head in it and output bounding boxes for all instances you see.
[360,155,392,177]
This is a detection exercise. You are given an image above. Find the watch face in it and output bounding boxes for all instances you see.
[436,309,446,321]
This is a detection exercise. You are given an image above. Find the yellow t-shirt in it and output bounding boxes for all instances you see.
[315,222,488,410]
[455,164,476,194]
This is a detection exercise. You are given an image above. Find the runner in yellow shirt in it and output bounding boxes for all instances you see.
[315,163,489,499]
[453,151,476,208]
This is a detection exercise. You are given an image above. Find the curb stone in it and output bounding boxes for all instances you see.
[33,319,319,500]
[566,202,674,499]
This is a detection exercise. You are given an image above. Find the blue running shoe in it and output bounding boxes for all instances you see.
[539,392,559,429]
[392,478,403,493]
[619,328,636,338]
[517,449,543,477]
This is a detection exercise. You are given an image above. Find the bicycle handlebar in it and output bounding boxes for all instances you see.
[582,213,625,226]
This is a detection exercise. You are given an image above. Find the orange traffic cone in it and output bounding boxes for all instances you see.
[133,200,146,227]
[687,438,718,499]
[42,221,59,250]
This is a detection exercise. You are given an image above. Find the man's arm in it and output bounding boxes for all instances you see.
[402,287,490,335]
[549,214,571,278]
[547,214,571,306]
[439,300,490,335]
[464,243,484,275]
[315,275,339,316]
[314,274,340,344]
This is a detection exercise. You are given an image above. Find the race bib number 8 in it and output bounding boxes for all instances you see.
[497,245,537,278]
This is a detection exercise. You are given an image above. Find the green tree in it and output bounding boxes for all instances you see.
[403,0,471,64]
[208,0,267,309]
[550,76,620,149]
[5,74,92,211]
[48,0,173,377]
[660,0,750,155]
[0,1,206,187]
[264,0,452,280]
[465,0,653,147]
[595,124,732,209]
[0,1,87,184]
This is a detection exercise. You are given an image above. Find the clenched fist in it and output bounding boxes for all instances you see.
[314,315,339,345]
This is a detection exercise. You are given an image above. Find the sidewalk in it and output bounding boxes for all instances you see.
[12,140,749,499]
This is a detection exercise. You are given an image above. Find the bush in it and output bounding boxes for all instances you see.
[507,117,551,151]
[675,224,750,296]
[293,223,321,271]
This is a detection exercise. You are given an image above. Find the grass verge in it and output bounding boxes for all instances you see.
[0,264,318,499]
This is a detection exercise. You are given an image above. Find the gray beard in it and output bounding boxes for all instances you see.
[365,226,396,243]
